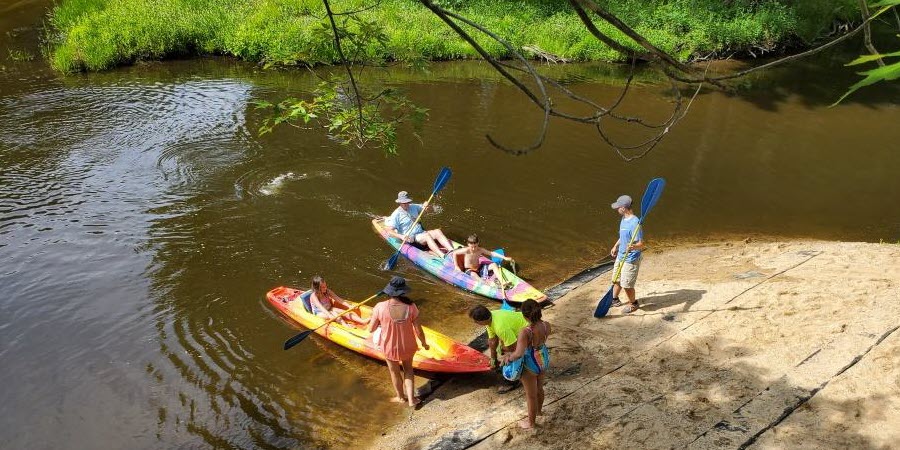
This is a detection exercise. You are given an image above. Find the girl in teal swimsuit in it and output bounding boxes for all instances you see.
[499,299,551,429]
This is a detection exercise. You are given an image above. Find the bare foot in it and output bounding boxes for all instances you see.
[408,397,422,408]
[518,419,534,429]
[389,396,406,403]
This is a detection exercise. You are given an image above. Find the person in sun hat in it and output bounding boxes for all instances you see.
[368,276,429,408]
[609,194,644,314]
[384,190,454,258]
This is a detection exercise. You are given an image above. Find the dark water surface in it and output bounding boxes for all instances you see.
[2,3,900,449]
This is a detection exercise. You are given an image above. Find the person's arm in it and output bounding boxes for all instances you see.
[329,289,349,307]
[366,305,381,333]
[610,238,621,257]
[488,337,500,368]
[627,225,644,252]
[499,329,529,364]
[386,223,406,241]
[450,248,465,271]
[413,320,429,350]
[484,248,512,262]
[385,211,405,240]
[411,306,429,350]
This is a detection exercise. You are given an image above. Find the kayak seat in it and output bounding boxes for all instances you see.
[299,291,313,314]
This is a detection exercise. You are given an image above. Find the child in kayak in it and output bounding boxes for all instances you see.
[309,275,369,326]
[451,234,513,282]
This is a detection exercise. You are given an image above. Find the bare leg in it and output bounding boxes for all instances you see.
[427,228,454,252]
[536,373,545,416]
[401,358,419,407]
[418,234,444,257]
[385,360,405,402]
[519,371,538,429]
[330,308,369,325]
[612,283,622,299]
[624,287,636,304]
[344,311,369,325]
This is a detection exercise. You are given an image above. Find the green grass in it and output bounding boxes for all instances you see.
[46,0,860,72]
[7,49,36,62]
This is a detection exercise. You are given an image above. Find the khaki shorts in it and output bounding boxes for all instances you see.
[615,256,642,289]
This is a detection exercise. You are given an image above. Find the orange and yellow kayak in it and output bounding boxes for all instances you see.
[267,287,490,373]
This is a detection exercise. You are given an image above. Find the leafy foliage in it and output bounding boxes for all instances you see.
[832,1,900,105]
[834,51,900,105]
[255,82,427,154]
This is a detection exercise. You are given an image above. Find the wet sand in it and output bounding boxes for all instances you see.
[369,239,900,449]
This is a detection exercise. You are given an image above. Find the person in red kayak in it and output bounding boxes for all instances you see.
[451,234,513,282]
[384,190,454,258]
[309,275,368,326]
[368,276,430,407]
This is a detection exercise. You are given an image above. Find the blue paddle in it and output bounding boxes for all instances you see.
[491,249,515,311]
[382,167,452,271]
[594,178,666,318]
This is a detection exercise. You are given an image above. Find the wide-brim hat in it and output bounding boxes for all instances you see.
[395,191,413,204]
[383,276,411,297]
[611,194,632,209]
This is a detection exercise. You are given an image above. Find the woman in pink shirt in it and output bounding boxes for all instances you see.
[368,276,429,407]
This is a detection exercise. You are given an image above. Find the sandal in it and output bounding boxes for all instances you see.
[610,298,623,308]
[622,301,640,314]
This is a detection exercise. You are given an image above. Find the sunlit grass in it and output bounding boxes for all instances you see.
[47,0,858,72]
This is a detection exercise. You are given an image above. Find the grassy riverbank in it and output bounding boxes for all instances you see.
[48,0,858,72]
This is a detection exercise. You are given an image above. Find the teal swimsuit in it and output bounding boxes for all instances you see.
[523,322,550,375]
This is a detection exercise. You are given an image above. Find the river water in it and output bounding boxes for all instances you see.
[2,2,900,449]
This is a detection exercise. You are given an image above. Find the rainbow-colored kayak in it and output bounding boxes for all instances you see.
[267,287,490,373]
[372,218,547,304]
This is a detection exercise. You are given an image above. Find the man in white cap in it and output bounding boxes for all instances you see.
[385,191,454,258]
[609,194,644,314]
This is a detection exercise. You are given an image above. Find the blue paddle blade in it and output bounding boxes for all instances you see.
[283,330,313,350]
[501,299,514,311]
[433,167,452,194]
[639,177,666,222]
[491,248,505,265]
[383,252,401,271]
[593,286,615,318]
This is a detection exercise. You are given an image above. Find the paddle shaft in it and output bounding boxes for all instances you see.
[317,292,379,329]
[610,222,643,284]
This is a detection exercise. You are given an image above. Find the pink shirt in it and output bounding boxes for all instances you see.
[371,299,420,361]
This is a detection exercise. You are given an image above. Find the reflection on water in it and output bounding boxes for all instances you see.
[2,5,900,449]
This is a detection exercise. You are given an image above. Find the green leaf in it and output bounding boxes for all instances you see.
[870,0,900,7]
[846,50,900,66]
[832,60,900,106]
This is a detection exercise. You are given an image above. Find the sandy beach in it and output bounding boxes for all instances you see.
[369,239,900,450]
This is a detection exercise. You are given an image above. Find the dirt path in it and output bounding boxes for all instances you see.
[368,240,900,450]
